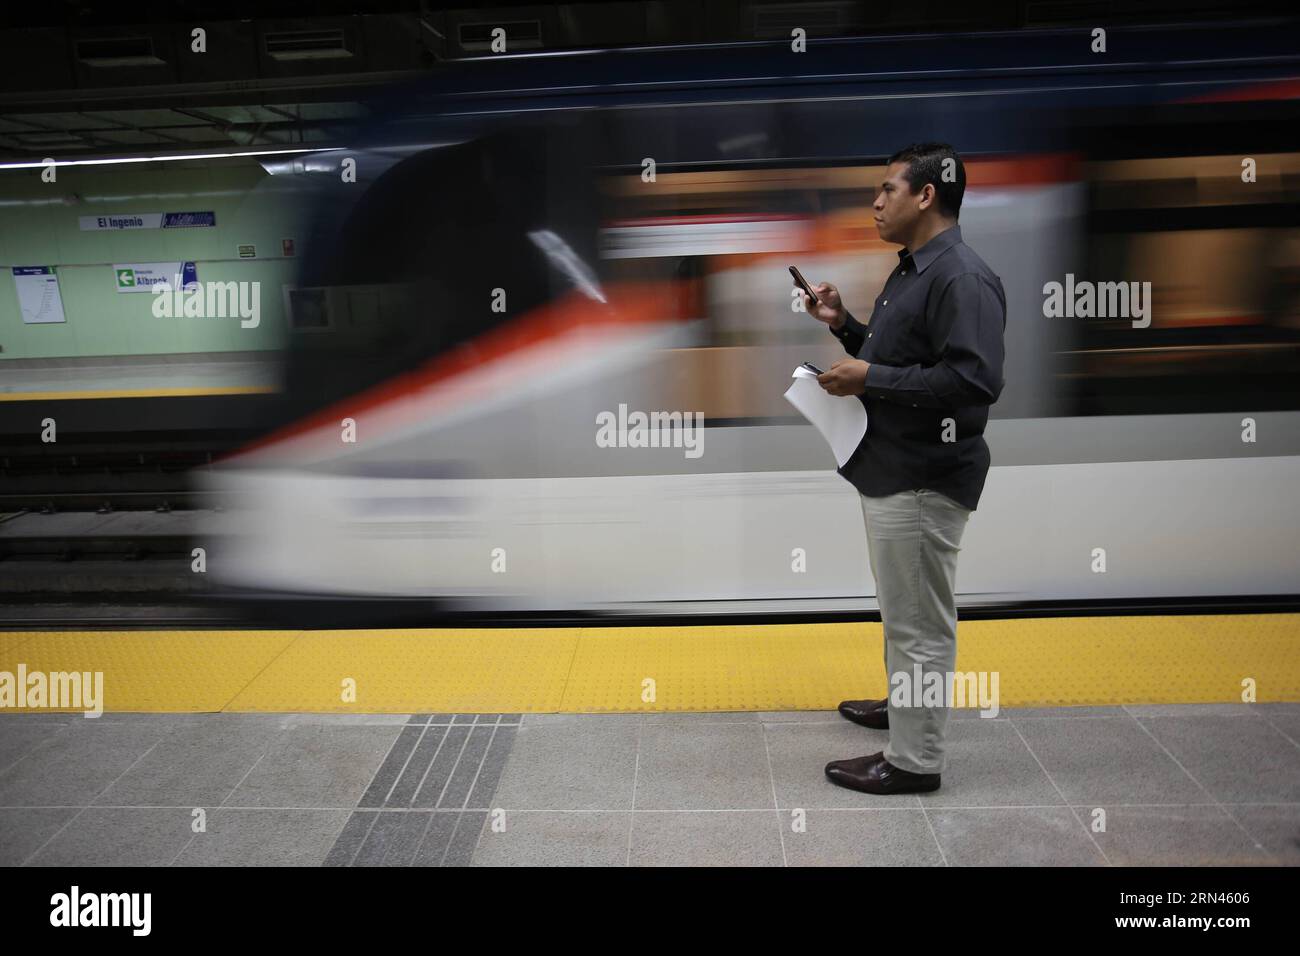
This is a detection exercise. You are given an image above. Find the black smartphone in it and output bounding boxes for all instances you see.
[802,361,825,374]
[789,265,820,306]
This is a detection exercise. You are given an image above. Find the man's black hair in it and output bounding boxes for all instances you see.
[887,143,966,220]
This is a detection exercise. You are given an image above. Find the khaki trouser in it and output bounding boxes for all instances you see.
[859,488,972,774]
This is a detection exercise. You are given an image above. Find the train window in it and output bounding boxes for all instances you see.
[285,287,330,330]
[279,121,603,414]
[1064,102,1300,415]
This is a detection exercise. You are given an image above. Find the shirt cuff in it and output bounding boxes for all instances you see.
[831,310,860,339]
[864,362,900,395]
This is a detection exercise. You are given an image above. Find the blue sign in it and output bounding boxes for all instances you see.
[162,211,217,229]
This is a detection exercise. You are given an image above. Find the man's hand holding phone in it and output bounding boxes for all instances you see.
[789,267,866,393]
[792,270,847,331]
[818,358,870,397]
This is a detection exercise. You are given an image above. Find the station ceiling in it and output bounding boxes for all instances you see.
[0,0,1282,161]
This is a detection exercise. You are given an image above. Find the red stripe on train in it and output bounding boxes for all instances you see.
[219,281,673,463]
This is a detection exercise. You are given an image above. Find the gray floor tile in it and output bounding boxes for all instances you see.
[173,809,351,866]
[519,714,641,727]
[1003,706,1129,719]
[755,707,1006,723]
[917,719,1064,807]
[411,725,470,808]
[58,713,210,724]
[784,809,944,866]
[440,727,494,808]
[268,714,411,726]
[765,722,920,809]
[0,721,172,807]
[444,810,487,865]
[638,712,758,724]
[1135,715,1300,804]
[377,811,437,866]
[385,726,448,807]
[471,811,629,866]
[1081,804,1273,866]
[948,706,1009,720]
[634,723,772,811]
[755,711,840,724]
[409,810,461,865]
[0,807,79,865]
[1,704,1290,867]
[491,720,638,811]
[1256,703,1300,716]
[322,811,378,866]
[358,725,423,809]
[0,713,75,726]
[353,810,417,866]
[1125,703,1265,717]
[929,808,1106,866]
[467,726,516,809]
[94,716,279,807]
[1014,716,1204,805]
[27,807,194,866]
[224,725,405,809]
[1231,804,1300,864]
[629,811,784,866]
[0,720,70,773]
[1261,711,1300,748]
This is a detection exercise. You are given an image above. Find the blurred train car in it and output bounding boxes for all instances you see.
[199,20,1300,620]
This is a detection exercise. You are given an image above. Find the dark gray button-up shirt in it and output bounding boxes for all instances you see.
[829,223,1006,511]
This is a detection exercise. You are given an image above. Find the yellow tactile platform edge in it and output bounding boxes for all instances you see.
[0,614,1297,714]
[0,386,275,401]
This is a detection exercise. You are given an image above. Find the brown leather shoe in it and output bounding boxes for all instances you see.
[838,697,889,729]
[824,751,941,794]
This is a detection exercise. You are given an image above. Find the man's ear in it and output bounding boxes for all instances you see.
[919,183,936,211]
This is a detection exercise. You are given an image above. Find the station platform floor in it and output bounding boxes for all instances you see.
[1,613,1297,865]
[1,704,1297,867]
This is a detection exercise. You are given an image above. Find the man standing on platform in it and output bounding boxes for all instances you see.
[799,143,1006,794]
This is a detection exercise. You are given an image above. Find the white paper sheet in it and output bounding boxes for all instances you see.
[783,365,868,467]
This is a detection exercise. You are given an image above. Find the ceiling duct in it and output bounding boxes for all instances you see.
[749,1,858,39]
[458,19,543,51]
[75,36,163,67]
[264,28,353,61]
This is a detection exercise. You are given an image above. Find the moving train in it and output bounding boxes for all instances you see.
[200,19,1300,620]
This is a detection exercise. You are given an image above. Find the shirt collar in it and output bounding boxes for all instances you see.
[899,223,962,274]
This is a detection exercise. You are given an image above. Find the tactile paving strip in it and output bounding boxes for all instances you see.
[0,630,298,711]
[0,385,273,401]
[0,615,1296,713]
[224,628,580,713]
[323,714,520,867]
